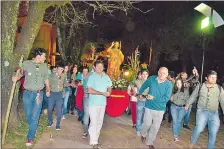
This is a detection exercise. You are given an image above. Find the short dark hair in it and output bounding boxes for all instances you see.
[94,60,104,67]
[56,62,65,68]
[141,69,149,74]
[168,71,175,78]
[206,70,217,77]
[33,48,47,57]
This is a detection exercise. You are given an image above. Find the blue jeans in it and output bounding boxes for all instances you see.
[136,100,145,132]
[171,104,187,137]
[23,90,43,140]
[191,109,220,149]
[83,96,90,134]
[184,105,192,125]
[48,91,63,127]
[42,88,48,110]
[62,87,71,116]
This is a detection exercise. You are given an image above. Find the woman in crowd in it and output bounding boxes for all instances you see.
[127,71,142,128]
[170,78,189,141]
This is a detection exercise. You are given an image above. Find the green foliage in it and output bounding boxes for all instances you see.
[5,115,48,149]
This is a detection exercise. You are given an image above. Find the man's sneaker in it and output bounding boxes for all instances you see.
[71,112,75,115]
[25,139,33,146]
[174,137,179,142]
[47,122,53,128]
[148,145,155,149]
[183,124,191,130]
[141,135,146,143]
[62,116,66,120]
[92,144,100,149]
[137,131,141,136]
[56,126,61,131]
[82,133,88,138]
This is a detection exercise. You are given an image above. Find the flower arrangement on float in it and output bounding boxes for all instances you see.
[111,78,129,90]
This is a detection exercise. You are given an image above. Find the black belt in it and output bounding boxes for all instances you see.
[25,89,43,93]
[172,102,185,107]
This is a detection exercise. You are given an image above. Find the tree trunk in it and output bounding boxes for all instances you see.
[56,24,67,61]
[1,1,66,129]
[149,52,161,74]
[14,1,52,57]
[1,1,21,128]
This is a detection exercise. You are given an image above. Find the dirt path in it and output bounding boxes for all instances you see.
[34,113,224,149]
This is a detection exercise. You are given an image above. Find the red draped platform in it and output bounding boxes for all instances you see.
[106,90,129,117]
[75,88,129,117]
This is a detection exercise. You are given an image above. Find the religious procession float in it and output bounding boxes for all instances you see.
[77,41,151,117]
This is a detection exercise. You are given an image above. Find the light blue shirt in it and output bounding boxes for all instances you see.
[87,72,112,106]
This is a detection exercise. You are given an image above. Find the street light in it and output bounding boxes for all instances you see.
[201,17,210,29]
[194,3,224,83]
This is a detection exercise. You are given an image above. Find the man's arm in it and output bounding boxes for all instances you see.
[219,87,224,111]
[87,87,107,96]
[138,78,151,94]
[45,79,50,97]
[186,84,200,107]
[160,83,172,102]
[107,87,112,95]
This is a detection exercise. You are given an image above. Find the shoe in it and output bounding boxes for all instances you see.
[189,143,194,149]
[82,133,88,138]
[92,144,100,149]
[56,126,61,131]
[137,131,141,136]
[148,145,155,149]
[183,124,191,130]
[141,135,146,143]
[71,112,74,115]
[132,125,136,128]
[78,117,82,121]
[43,109,48,115]
[62,116,66,120]
[47,122,53,128]
[174,137,179,142]
[25,139,33,146]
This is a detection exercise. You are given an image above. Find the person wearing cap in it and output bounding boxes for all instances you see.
[47,62,67,131]
[12,48,50,147]
[186,70,224,149]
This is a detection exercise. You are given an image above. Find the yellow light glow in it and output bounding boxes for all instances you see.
[124,71,130,76]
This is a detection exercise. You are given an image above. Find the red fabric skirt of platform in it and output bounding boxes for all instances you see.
[106,90,129,117]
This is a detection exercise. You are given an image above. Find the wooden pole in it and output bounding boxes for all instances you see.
[2,55,24,145]
[149,41,152,64]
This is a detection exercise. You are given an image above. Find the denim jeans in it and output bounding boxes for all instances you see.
[48,91,63,127]
[191,109,220,149]
[23,90,43,140]
[184,105,192,125]
[67,88,76,112]
[136,100,145,132]
[42,88,48,110]
[83,95,90,134]
[171,104,187,137]
[62,87,71,116]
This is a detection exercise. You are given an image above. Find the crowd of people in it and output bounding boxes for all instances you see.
[12,47,224,149]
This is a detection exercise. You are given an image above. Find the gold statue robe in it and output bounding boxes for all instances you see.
[106,47,124,80]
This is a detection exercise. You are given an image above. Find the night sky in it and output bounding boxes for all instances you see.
[86,1,224,78]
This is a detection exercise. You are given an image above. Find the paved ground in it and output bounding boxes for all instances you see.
[34,112,224,149]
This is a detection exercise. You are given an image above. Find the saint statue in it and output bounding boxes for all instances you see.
[102,41,124,80]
